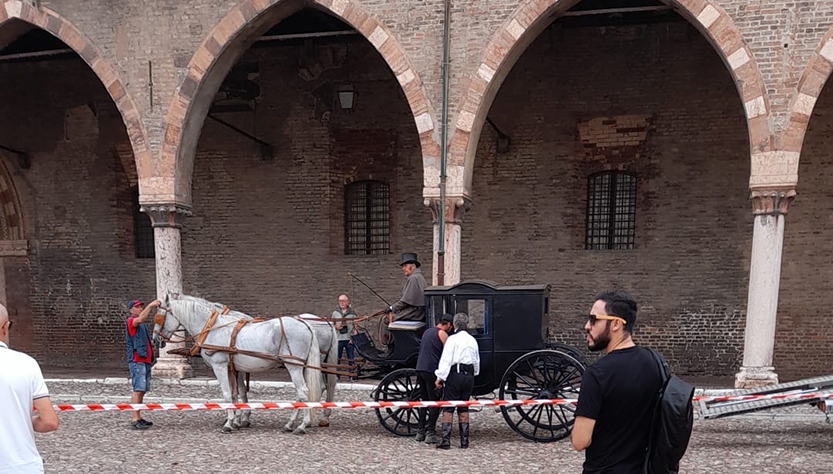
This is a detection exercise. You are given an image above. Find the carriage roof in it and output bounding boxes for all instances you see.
[425,280,551,294]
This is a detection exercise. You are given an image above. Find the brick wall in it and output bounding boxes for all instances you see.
[462,20,754,377]
[181,39,431,323]
[0,58,156,367]
[778,74,833,379]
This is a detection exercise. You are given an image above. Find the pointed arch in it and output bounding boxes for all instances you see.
[448,0,770,196]
[0,1,152,186]
[160,0,437,206]
[783,27,833,183]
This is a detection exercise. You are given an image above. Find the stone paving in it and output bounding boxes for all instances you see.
[33,380,833,474]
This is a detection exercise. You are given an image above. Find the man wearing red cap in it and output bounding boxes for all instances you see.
[125,299,161,430]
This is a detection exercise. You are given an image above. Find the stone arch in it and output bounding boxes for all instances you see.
[783,27,833,185]
[0,1,152,185]
[449,0,770,196]
[161,0,437,206]
[0,157,24,241]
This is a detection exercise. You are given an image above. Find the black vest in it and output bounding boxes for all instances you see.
[416,327,444,372]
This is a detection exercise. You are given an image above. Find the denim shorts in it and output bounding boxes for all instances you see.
[128,362,152,392]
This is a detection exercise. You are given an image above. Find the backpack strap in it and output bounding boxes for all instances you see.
[647,348,670,384]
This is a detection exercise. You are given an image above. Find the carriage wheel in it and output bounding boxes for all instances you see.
[546,342,589,368]
[499,350,584,443]
[374,368,422,437]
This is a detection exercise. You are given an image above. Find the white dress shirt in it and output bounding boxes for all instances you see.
[435,330,480,381]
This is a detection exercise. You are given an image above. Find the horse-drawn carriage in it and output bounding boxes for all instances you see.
[351,281,588,443]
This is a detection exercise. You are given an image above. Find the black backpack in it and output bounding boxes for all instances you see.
[643,349,695,474]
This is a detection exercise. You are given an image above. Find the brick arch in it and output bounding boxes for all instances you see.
[0,157,24,240]
[161,0,437,206]
[0,1,152,184]
[783,27,833,186]
[449,0,770,196]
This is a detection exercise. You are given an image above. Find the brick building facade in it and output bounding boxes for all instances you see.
[0,0,831,385]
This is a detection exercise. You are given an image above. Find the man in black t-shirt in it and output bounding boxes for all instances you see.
[572,291,662,474]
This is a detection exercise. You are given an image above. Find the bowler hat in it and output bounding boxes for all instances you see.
[400,252,421,267]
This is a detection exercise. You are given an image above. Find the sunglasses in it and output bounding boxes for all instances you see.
[587,314,627,326]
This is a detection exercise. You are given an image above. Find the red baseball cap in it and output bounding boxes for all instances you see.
[127,300,144,310]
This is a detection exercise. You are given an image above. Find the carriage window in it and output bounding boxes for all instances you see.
[428,296,447,325]
[455,299,488,335]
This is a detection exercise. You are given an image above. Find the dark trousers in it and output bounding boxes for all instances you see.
[337,340,354,366]
[442,366,475,414]
[417,370,441,432]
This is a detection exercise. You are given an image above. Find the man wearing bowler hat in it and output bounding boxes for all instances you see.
[384,252,427,323]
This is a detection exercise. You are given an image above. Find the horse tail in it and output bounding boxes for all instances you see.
[304,322,323,405]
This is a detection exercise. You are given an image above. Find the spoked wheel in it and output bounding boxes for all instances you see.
[374,368,422,437]
[546,342,590,368]
[499,350,584,443]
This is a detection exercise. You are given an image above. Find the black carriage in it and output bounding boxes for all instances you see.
[351,281,587,443]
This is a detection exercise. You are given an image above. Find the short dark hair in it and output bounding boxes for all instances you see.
[594,291,637,333]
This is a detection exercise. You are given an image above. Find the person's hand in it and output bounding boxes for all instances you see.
[149,300,162,308]
[348,340,353,345]
[435,379,443,389]
[384,306,393,314]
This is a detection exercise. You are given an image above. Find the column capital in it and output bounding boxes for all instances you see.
[424,196,471,225]
[749,188,796,216]
[140,203,192,228]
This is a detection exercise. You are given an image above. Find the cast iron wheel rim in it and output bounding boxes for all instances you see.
[499,350,584,443]
[374,368,422,437]
[546,342,589,368]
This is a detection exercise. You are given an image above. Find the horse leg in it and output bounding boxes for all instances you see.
[320,372,336,427]
[237,372,251,428]
[211,364,237,433]
[286,365,310,434]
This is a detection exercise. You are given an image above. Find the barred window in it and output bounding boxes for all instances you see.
[345,180,390,255]
[133,189,155,259]
[586,171,637,250]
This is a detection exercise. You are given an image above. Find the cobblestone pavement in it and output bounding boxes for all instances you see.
[35,381,833,474]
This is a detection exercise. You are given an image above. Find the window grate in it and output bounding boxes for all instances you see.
[586,171,636,250]
[133,189,155,259]
[345,181,390,255]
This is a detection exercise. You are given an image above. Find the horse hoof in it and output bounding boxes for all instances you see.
[238,421,251,429]
[283,425,294,433]
[319,420,330,427]
[222,426,234,433]
[293,427,306,435]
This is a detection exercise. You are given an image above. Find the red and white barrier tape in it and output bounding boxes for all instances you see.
[51,391,833,412]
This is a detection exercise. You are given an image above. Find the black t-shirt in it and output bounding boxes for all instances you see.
[575,346,662,474]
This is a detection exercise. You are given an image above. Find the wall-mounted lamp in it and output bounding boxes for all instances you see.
[338,86,355,111]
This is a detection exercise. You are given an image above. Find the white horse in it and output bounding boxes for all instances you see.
[219,306,340,428]
[152,294,323,434]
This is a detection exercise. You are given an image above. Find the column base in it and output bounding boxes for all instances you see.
[734,366,779,389]
[152,356,192,379]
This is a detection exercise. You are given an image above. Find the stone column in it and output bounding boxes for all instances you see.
[735,188,795,389]
[143,203,193,379]
[426,197,470,286]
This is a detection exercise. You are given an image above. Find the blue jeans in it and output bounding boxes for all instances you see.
[128,362,152,392]
[337,340,354,366]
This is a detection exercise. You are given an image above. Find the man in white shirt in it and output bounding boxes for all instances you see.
[0,303,59,474]
[434,313,480,450]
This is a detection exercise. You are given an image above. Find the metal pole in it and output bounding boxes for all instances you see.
[438,0,451,286]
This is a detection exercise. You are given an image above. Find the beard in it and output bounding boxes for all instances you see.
[587,322,611,352]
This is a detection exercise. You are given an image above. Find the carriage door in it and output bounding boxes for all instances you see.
[454,296,493,390]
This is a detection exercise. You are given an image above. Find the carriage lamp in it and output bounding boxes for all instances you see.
[338,85,355,111]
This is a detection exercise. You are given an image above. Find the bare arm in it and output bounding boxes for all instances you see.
[438,329,448,345]
[133,300,161,327]
[32,397,59,433]
[571,416,596,451]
